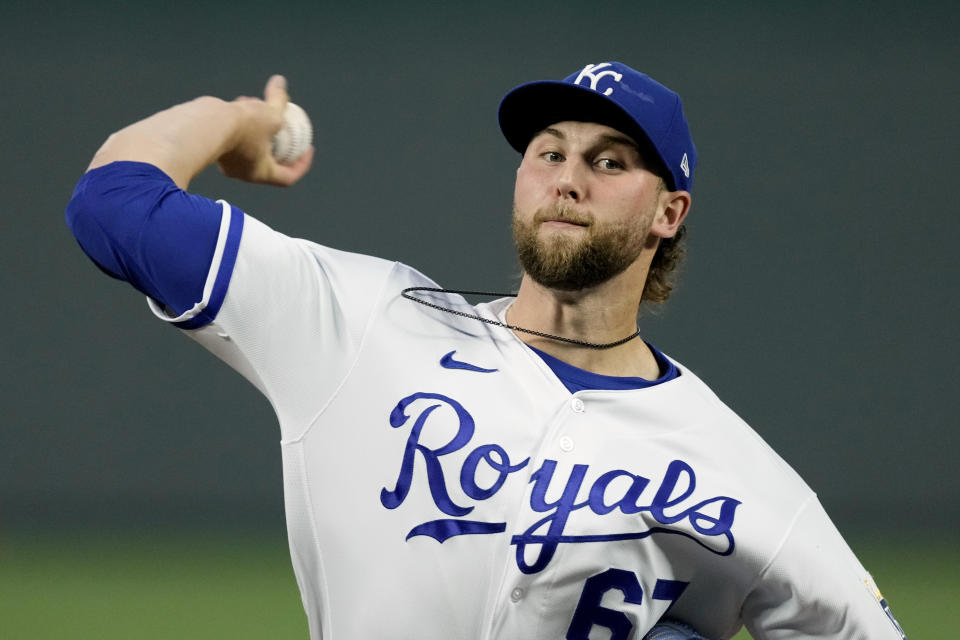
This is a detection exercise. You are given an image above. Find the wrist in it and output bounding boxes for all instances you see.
[186,96,246,160]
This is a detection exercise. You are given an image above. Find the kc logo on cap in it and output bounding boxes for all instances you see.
[572,63,623,96]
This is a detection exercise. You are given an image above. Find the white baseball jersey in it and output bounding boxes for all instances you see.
[145,203,905,640]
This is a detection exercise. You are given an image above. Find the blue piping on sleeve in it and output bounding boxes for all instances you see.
[174,206,243,330]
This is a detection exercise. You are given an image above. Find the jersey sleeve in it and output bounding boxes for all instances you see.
[65,161,227,325]
[741,496,907,640]
[66,161,400,439]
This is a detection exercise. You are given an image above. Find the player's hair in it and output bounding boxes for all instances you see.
[642,224,686,304]
[641,179,686,304]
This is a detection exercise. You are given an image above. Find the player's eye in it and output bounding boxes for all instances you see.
[542,151,564,163]
[595,157,624,171]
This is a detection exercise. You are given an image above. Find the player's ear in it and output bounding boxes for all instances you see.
[650,189,690,239]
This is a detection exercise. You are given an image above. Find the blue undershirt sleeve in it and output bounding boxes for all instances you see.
[65,161,231,324]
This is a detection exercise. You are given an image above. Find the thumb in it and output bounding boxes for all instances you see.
[264,74,289,111]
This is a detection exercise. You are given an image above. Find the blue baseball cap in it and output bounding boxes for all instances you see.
[498,62,697,192]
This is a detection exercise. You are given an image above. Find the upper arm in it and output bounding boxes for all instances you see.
[65,161,225,319]
[65,160,398,436]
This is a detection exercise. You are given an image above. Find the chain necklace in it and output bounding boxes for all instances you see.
[401,286,642,350]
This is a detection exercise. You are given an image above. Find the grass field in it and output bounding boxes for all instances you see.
[0,530,954,639]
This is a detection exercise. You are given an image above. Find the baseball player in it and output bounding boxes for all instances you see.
[65,63,907,639]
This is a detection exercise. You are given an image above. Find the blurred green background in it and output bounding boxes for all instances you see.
[2,532,956,638]
[1,0,957,638]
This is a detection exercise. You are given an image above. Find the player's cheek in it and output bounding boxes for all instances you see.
[515,163,552,204]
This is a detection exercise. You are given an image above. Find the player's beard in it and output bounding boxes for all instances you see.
[512,202,652,291]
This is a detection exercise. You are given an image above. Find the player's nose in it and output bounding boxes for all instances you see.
[554,161,586,202]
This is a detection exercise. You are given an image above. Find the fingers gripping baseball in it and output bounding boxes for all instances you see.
[264,74,289,111]
[262,75,314,183]
[217,75,314,186]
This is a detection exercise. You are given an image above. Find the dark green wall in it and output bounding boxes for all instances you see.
[2,1,958,535]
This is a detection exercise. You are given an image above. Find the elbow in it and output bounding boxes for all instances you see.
[64,171,119,274]
[63,166,141,280]
[64,161,177,254]
[64,174,95,240]
[64,171,114,274]
[64,164,144,241]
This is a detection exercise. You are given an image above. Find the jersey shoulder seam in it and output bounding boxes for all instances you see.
[736,490,818,614]
[281,256,403,444]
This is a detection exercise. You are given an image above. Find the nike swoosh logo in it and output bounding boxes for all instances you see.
[440,350,498,373]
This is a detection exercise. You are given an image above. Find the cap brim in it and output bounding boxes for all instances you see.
[498,80,656,158]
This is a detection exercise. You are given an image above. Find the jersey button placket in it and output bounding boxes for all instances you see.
[560,399,582,453]
[509,587,525,603]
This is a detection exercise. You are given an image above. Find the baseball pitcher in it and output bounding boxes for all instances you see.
[65,62,907,639]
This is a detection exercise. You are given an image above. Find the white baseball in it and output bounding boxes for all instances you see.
[272,102,313,165]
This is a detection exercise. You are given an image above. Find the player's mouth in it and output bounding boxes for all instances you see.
[534,206,592,229]
[540,219,589,230]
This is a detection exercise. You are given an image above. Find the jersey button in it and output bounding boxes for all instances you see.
[571,397,585,413]
[510,587,525,603]
[559,435,575,452]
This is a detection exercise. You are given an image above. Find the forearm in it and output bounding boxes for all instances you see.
[87,96,242,190]
[83,75,310,191]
